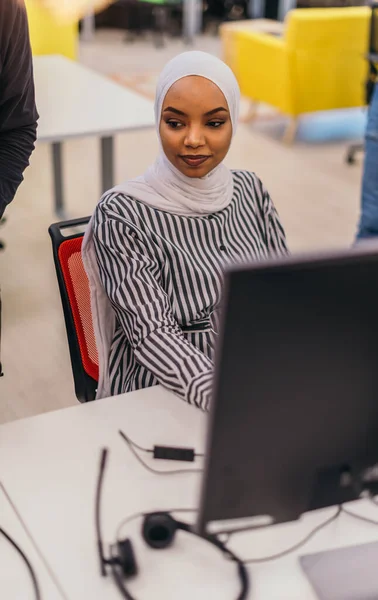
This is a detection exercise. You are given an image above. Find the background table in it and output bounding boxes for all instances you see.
[80,8,96,43]
[34,55,155,217]
[2,386,378,599]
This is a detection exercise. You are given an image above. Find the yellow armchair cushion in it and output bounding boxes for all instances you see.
[230,8,371,118]
[285,6,370,50]
[285,7,370,114]
[25,0,78,60]
[235,31,291,115]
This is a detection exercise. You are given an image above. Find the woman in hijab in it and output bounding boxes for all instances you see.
[83,51,288,410]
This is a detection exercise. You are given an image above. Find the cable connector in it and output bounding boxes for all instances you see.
[153,446,195,462]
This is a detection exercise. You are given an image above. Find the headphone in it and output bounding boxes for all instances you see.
[96,449,249,600]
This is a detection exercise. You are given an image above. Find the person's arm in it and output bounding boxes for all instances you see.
[251,173,288,256]
[0,0,39,219]
[93,204,213,410]
[263,190,288,256]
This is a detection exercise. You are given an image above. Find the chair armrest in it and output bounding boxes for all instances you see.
[234,31,292,115]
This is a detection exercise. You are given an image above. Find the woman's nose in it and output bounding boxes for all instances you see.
[184,125,205,148]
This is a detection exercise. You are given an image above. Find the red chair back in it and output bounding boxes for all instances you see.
[49,218,98,401]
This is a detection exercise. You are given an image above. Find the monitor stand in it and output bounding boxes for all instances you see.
[308,465,378,512]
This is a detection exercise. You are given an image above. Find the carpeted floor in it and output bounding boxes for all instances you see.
[111,71,157,99]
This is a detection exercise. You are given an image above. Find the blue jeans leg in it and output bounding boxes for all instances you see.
[356,83,378,240]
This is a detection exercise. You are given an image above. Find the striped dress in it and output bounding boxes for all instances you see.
[92,170,288,410]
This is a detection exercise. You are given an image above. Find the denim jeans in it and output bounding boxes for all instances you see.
[357,83,378,239]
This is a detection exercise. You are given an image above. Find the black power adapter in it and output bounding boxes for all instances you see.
[153,446,195,462]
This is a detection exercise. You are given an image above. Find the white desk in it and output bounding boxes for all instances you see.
[1,386,378,599]
[34,55,155,217]
[1,481,66,599]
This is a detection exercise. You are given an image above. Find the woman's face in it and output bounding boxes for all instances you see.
[159,75,233,178]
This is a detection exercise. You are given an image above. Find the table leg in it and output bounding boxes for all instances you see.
[183,0,201,45]
[81,10,95,43]
[278,0,296,21]
[51,142,65,219]
[101,136,114,193]
[249,0,265,18]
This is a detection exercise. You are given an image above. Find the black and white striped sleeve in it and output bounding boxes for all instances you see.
[93,204,213,411]
[262,186,288,257]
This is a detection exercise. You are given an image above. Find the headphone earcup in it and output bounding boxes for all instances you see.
[142,512,178,549]
[117,538,138,577]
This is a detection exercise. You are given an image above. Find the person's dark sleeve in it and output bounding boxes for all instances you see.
[0,0,39,219]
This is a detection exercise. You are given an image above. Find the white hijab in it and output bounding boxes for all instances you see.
[110,51,240,216]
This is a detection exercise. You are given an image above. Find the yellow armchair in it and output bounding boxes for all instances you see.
[236,33,292,116]
[25,0,78,60]
[226,8,371,142]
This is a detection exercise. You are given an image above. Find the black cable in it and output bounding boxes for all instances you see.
[99,448,247,599]
[110,557,135,600]
[118,430,204,460]
[113,501,378,575]
[113,512,249,600]
[207,501,378,565]
[100,439,378,597]
[242,506,342,564]
[95,448,109,577]
[95,448,134,599]
[0,526,41,600]
[342,505,378,526]
[116,508,197,542]
[118,432,153,454]
[119,431,203,476]
[0,481,69,599]
[104,437,378,589]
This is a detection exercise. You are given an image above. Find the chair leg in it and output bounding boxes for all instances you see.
[346,143,364,165]
[282,118,299,145]
[153,6,167,48]
[241,101,259,124]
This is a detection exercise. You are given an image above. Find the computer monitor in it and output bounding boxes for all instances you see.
[197,243,378,535]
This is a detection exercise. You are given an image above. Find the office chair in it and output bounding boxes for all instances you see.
[48,217,98,402]
[346,2,378,165]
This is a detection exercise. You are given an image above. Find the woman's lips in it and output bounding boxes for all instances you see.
[179,155,211,167]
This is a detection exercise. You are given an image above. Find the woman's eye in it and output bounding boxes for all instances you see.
[207,120,224,128]
[167,120,183,129]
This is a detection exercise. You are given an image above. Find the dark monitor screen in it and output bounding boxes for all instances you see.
[197,244,378,534]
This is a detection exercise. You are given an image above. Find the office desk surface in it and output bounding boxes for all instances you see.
[1,386,378,599]
[34,55,155,142]
[1,481,65,599]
